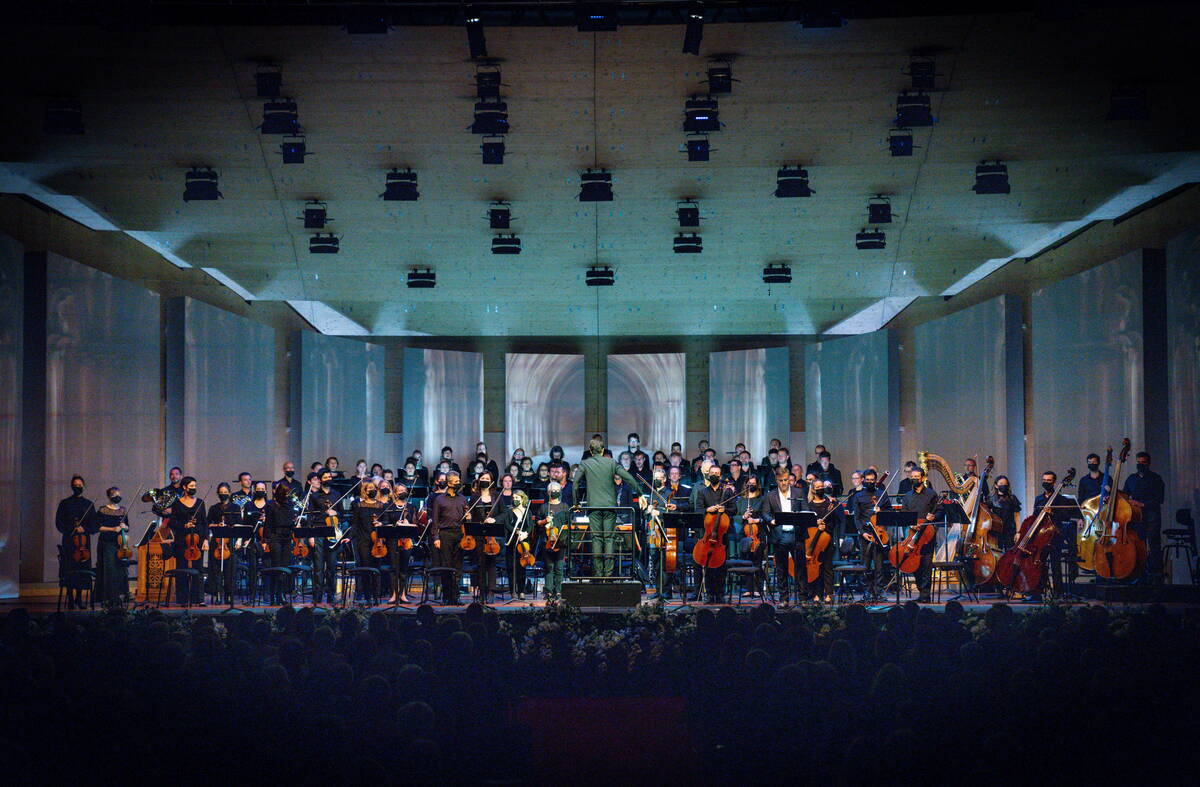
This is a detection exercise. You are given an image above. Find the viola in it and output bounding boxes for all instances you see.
[516,540,535,567]
[116,523,132,561]
[183,528,202,563]
[996,467,1076,593]
[862,472,892,546]
[72,529,91,564]
[211,529,231,561]
[1092,438,1147,580]
[483,536,501,556]
[292,532,309,558]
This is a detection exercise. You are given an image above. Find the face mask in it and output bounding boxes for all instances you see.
[218,492,230,502]
[1042,482,1055,493]
[110,495,122,505]
[997,485,1009,494]
[186,487,197,496]
[71,485,84,496]
[284,470,294,478]
[709,474,721,484]
[366,490,377,498]
[864,482,875,491]
[1137,464,1148,474]
[253,491,266,500]
[1087,463,1100,472]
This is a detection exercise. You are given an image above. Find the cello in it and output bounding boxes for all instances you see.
[960,456,1004,586]
[800,487,850,583]
[692,480,739,571]
[888,477,938,573]
[1092,439,1146,580]
[995,467,1075,593]
[1076,446,1113,572]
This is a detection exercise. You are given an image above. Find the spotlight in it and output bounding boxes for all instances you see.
[183,168,221,201]
[909,57,936,91]
[301,201,329,229]
[488,201,511,229]
[381,169,419,201]
[677,200,700,227]
[280,136,309,164]
[867,196,892,224]
[855,229,886,250]
[685,136,710,161]
[577,3,618,32]
[407,269,436,288]
[683,96,719,133]
[43,99,84,134]
[579,169,613,202]
[475,67,502,100]
[1107,84,1148,120]
[585,265,615,286]
[261,99,300,135]
[345,6,389,34]
[973,161,1011,194]
[682,3,704,55]
[481,136,505,165]
[309,233,339,254]
[706,63,733,94]
[255,67,281,98]
[673,233,702,254]
[888,128,914,157]
[762,263,792,284]
[492,234,522,254]
[895,91,933,127]
[465,8,487,59]
[471,99,509,134]
[774,166,813,198]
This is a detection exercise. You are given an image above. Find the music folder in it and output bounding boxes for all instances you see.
[662,512,705,538]
[374,524,422,540]
[771,511,817,532]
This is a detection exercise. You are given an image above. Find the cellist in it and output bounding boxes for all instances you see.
[1033,470,1081,598]
[694,462,737,604]
[900,466,939,603]
[805,481,842,603]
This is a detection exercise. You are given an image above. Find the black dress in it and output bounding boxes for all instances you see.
[168,497,207,603]
[93,505,128,603]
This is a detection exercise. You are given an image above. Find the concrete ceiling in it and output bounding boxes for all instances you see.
[1,8,1195,336]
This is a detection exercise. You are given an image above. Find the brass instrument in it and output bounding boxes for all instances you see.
[918,452,976,501]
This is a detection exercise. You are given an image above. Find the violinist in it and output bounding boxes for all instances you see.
[275,461,302,498]
[501,490,534,601]
[1123,452,1165,581]
[988,475,1022,551]
[242,481,269,598]
[467,474,500,603]
[93,486,130,605]
[1034,470,1081,597]
[537,481,569,601]
[431,472,469,605]
[352,480,384,600]
[758,468,804,604]
[737,475,767,597]
[205,482,241,604]
[900,467,939,603]
[850,469,890,600]
[305,470,339,604]
[386,484,414,604]
[56,475,95,609]
[263,482,296,605]
[168,477,207,605]
[806,481,842,603]
[694,462,737,604]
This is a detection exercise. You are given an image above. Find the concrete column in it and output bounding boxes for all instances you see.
[886,329,902,474]
[1142,248,1170,492]
[895,325,918,463]
[583,339,608,437]
[482,342,506,455]
[787,338,805,435]
[684,345,709,454]
[285,330,303,466]
[1001,294,1028,506]
[161,296,185,474]
[385,344,404,434]
[20,252,46,584]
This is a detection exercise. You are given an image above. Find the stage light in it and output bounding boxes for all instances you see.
[673,233,702,254]
[43,99,84,134]
[261,99,300,134]
[855,229,886,250]
[301,201,329,229]
[466,8,487,59]
[888,128,914,157]
[706,63,733,94]
[471,99,509,134]
[280,136,308,164]
[345,6,389,34]
[255,67,281,98]
[381,169,419,201]
[682,3,704,55]
[585,265,614,286]
[909,57,936,91]
[973,161,1011,194]
[1107,84,1148,120]
[774,166,813,198]
[579,169,613,202]
[677,200,700,227]
[683,96,719,133]
[762,263,791,284]
[309,233,339,254]
[685,136,710,161]
[183,168,221,201]
[492,234,522,254]
[867,196,892,224]
[481,136,505,164]
[895,91,933,127]
[577,3,618,32]
[407,268,436,288]
[475,67,502,100]
[488,201,511,229]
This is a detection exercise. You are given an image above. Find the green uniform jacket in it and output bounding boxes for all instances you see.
[572,454,640,508]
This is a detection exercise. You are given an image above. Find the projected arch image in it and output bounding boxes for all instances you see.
[506,353,585,461]
[607,353,685,454]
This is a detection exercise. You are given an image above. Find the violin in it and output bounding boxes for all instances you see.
[292,532,310,558]
[72,529,91,564]
[370,526,388,558]
[1092,438,1147,580]
[183,528,202,563]
[116,523,132,561]
[996,467,1076,593]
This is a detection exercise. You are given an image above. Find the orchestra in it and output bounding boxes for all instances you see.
[52,433,1169,609]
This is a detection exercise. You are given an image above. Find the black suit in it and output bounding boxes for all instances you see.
[759,488,807,600]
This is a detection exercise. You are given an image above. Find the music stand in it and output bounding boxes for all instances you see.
[209,525,254,612]
[875,511,919,606]
[662,512,705,609]
[770,512,817,604]
[463,521,508,605]
[374,524,423,609]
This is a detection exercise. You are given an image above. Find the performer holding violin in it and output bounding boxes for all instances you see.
[352,480,385,600]
[737,475,767,597]
[93,486,130,605]
[384,483,414,604]
[431,472,469,605]
[804,482,843,603]
[205,482,241,604]
[242,481,270,598]
[537,481,570,601]
[898,466,939,603]
[467,474,502,603]
[167,477,207,605]
[305,470,340,604]
[759,468,805,605]
[850,469,891,600]
[572,438,640,579]
[56,475,96,609]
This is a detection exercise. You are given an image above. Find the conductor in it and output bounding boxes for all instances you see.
[573,437,640,577]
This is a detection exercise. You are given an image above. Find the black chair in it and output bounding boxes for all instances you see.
[1163,508,1197,585]
[422,567,460,604]
[833,562,867,602]
[158,568,204,609]
[57,569,97,611]
[931,560,976,602]
[725,559,764,604]
[257,567,293,606]
[288,564,314,604]
[348,567,382,607]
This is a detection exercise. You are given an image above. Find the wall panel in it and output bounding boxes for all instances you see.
[804,331,891,475]
[607,353,685,454]
[0,234,22,596]
[709,348,788,461]
[1166,230,1200,548]
[402,347,484,465]
[506,353,584,461]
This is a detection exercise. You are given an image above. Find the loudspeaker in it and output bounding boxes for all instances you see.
[561,580,642,608]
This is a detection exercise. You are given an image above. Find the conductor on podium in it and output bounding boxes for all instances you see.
[572,437,640,577]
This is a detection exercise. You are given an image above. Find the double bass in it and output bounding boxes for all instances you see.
[1092,439,1147,580]
[959,456,1004,586]
[1076,446,1113,572]
[995,467,1076,593]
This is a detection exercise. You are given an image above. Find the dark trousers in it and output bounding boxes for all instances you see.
[244,542,261,601]
[805,538,836,598]
[389,543,411,598]
[863,539,888,596]
[172,546,204,604]
[590,510,617,577]
[773,537,802,599]
[355,539,379,597]
[509,548,528,596]
[1139,513,1163,580]
[310,540,335,601]
[265,539,290,603]
[437,528,463,603]
[913,542,935,599]
[207,549,237,603]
